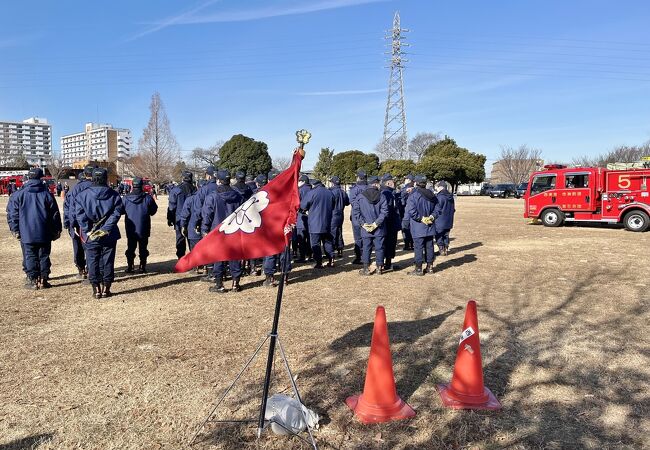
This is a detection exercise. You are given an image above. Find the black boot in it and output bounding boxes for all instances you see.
[326,257,334,268]
[25,277,39,290]
[102,283,112,298]
[359,264,372,276]
[76,268,85,280]
[125,259,135,274]
[263,275,276,287]
[92,284,102,299]
[40,277,52,289]
[384,258,392,270]
[231,278,242,292]
[337,249,343,258]
[209,276,227,293]
[138,259,147,273]
[408,264,424,276]
[425,263,434,274]
[376,265,384,275]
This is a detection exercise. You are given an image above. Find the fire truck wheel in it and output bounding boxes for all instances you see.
[623,210,649,232]
[541,208,564,227]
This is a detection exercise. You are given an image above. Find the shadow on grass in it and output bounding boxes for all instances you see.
[0,433,54,450]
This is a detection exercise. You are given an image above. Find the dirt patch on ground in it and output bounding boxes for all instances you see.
[0,196,648,449]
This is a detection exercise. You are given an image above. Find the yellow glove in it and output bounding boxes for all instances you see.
[363,222,378,232]
[421,216,434,226]
[87,229,108,241]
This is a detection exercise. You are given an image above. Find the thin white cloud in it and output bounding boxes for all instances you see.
[126,0,223,42]
[298,88,385,96]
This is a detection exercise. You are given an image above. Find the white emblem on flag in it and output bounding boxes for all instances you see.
[459,326,475,345]
[219,191,270,234]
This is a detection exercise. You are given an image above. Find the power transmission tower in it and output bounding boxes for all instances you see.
[382,11,409,160]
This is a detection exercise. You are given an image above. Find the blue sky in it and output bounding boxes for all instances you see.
[1,0,650,170]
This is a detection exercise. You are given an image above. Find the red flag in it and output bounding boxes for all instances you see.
[174,150,303,272]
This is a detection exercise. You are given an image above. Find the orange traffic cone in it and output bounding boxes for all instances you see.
[346,306,416,423]
[437,300,501,410]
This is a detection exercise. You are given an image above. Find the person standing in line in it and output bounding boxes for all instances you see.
[123,177,158,274]
[74,168,124,298]
[63,165,94,280]
[432,180,455,256]
[406,175,437,276]
[400,174,415,251]
[348,170,368,264]
[6,168,62,289]
[380,173,401,270]
[295,174,312,263]
[300,178,335,269]
[329,175,349,258]
[167,171,196,259]
[353,175,388,276]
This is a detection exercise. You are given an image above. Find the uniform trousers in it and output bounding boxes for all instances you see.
[125,235,149,263]
[213,260,242,279]
[69,228,86,269]
[85,241,117,284]
[402,227,413,248]
[263,252,292,275]
[352,223,363,259]
[362,235,384,266]
[174,223,187,258]
[436,229,451,248]
[384,226,399,260]
[23,242,52,280]
[331,221,344,250]
[296,227,311,260]
[310,232,334,264]
[413,236,434,265]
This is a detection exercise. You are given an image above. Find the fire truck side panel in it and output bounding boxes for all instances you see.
[602,170,650,221]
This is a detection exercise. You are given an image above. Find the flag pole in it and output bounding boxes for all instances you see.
[256,130,309,438]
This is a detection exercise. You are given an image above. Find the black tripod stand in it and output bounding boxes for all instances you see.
[188,246,318,449]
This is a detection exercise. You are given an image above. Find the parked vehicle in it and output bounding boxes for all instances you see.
[516,182,528,198]
[524,164,650,232]
[490,183,517,198]
[480,183,494,196]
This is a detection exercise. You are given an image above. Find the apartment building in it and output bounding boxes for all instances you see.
[60,123,131,166]
[0,117,52,167]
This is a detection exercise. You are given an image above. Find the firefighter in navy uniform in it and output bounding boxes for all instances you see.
[300,179,335,268]
[6,168,62,289]
[232,171,253,202]
[123,177,158,273]
[353,175,388,276]
[380,173,401,270]
[400,174,415,251]
[74,168,124,298]
[406,175,437,276]
[295,174,312,262]
[329,175,349,257]
[183,166,217,274]
[167,171,196,259]
[432,180,455,256]
[202,169,244,293]
[348,170,368,264]
[63,165,94,280]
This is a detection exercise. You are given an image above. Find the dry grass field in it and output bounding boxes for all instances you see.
[0,195,648,450]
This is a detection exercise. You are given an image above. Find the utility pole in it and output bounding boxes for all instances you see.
[382,11,409,160]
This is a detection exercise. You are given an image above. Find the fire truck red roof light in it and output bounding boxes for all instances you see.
[543,164,566,170]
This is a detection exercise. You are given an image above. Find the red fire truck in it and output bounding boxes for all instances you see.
[0,176,24,195]
[122,177,153,194]
[43,176,58,195]
[524,164,650,232]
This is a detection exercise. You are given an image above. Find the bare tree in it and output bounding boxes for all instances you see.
[190,140,223,168]
[409,132,442,162]
[374,136,409,162]
[572,142,650,167]
[272,156,292,171]
[47,154,67,180]
[496,145,543,185]
[133,92,180,183]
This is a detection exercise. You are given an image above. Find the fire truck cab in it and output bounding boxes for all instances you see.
[524,164,650,232]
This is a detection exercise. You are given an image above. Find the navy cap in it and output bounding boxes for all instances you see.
[436,180,448,189]
[28,168,44,179]
[330,175,341,185]
[381,173,393,182]
[133,176,143,187]
[245,174,254,182]
[404,173,414,180]
[205,166,216,176]
[255,174,267,184]
[312,179,323,186]
[182,170,193,182]
[368,175,380,184]
[217,169,230,181]
[235,171,246,181]
[83,165,95,176]
[92,168,108,184]
[414,174,427,184]
[299,174,309,183]
[356,170,367,179]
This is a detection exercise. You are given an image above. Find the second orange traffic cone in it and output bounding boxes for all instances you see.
[346,306,416,423]
[437,300,501,410]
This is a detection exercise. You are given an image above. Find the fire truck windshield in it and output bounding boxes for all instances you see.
[530,174,556,195]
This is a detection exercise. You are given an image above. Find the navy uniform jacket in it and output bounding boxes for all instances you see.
[232,181,253,202]
[123,191,158,239]
[329,185,349,227]
[300,183,335,234]
[179,193,198,238]
[297,184,312,232]
[246,181,258,191]
[406,187,437,238]
[433,189,455,232]
[63,179,92,229]
[400,182,414,229]
[201,186,243,234]
[7,179,62,244]
[168,181,196,224]
[348,181,368,225]
[381,186,401,232]
[75,185,124,243]
[185,180,217,240]
[352,186,388,238]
